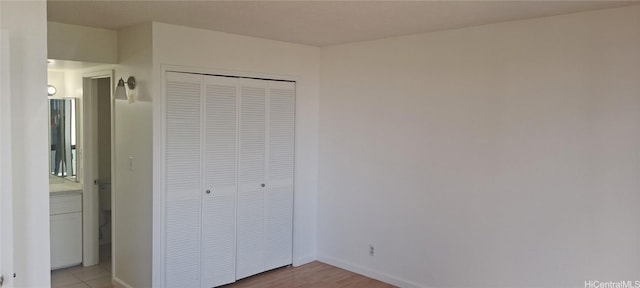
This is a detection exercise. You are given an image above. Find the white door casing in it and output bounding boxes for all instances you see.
[0,29,14,288]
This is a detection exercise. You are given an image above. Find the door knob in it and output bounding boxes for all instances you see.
[205,189,211,194]
[261,184,265,188]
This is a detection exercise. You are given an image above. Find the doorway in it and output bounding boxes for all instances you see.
[48,64,115,287]
[94,77,112,253]
[82,73,114,270]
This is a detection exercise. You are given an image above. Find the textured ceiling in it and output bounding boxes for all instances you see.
[48,0,640,46]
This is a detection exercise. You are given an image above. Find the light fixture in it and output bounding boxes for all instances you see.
[114,76,136,100]
[48,85,57,96]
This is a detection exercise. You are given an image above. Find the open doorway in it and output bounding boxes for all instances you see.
[48,63,115,287]
[82,72,114,271]
[92,77,112,261]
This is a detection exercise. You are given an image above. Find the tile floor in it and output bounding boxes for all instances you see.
[51,244,112,288]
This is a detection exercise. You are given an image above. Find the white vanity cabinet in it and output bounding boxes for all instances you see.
[50,192,82,270]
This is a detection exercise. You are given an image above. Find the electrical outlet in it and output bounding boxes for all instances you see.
[369,245,375,256]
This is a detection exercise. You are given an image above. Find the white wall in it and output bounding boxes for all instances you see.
[47,70,67,98]
[114,23,153,288]
[46,23,152,280]
[0,0,51,286]
[151,22,320,277]
[0,21,13,288]
[318,5,640,288]
[48,22,118,64]
[51,65,115,99]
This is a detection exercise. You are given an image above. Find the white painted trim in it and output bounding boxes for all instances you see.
[112,276,134,288]
[317,255,428,288]
[292,255,315,267]
[108,70,117,281]
[82,70,114,80]
[0,29,15,288]
[80,69,114,268]
[81,76,97,267]
[161,64,300,83]
[290,82,298,269]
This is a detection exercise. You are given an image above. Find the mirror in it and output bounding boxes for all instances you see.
[49,98,77,179]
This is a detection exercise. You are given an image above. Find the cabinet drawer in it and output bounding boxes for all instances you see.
[50,194,82,215]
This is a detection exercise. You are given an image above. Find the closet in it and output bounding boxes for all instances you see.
[163,72,295,288]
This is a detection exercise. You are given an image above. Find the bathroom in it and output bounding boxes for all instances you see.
[48,60,114,287]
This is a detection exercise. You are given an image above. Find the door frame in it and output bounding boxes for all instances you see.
[81,70,115,267]
[0,28,14,287]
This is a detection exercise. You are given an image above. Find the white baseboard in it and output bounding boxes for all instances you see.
[317,254,428,288]
[113,276,134,288]
[293,255,317,267]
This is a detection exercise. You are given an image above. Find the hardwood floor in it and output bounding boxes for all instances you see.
[53,258,393,288]
[223,261,395,288]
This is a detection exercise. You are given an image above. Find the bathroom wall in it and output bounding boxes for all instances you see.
[47,70,66,98]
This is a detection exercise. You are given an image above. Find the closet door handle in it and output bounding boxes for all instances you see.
[261,184,265,188]
[205,189,211,194]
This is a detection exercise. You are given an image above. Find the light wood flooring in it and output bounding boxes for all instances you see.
[53,250,394,288]
[224,261,395,288]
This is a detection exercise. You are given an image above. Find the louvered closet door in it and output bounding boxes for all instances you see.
[236,79,267,280]
[165,72,203,288]
[265,81,295,270]
[201,76,238,288]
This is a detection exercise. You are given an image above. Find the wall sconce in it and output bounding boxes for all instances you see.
[114,76,136,100]
[48,85,57,96]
